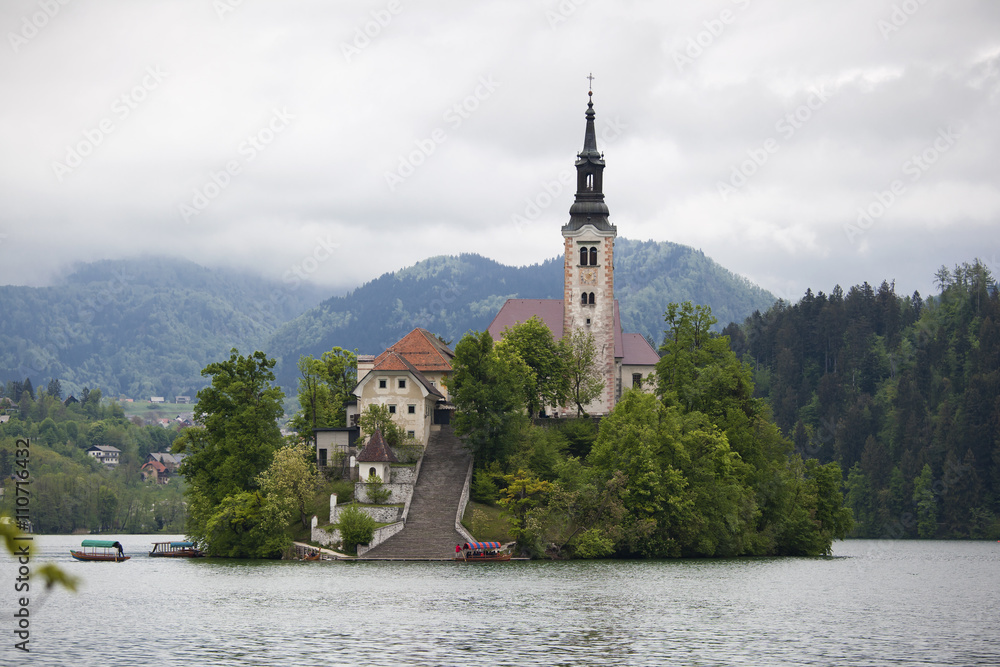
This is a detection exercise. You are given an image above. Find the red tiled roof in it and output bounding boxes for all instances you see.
[367,351,444,399]
[142,460,167,473]
[374,328,454,372]
[356,429,399,463]
[621,333,660,366]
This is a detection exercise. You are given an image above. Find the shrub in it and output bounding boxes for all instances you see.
[336,505,375,553]
[471,469,499,504]
[365,473,391,504]
[572,527,614,559]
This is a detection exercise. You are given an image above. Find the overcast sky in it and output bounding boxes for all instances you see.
[2,1,998,303]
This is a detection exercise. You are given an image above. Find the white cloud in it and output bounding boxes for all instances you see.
[0,0,998,301]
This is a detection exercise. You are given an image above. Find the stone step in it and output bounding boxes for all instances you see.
[360,425,471,559]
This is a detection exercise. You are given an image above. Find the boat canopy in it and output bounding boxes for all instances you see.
[170,541,196,548]
[463,542,502,550]
[81,539,122,548]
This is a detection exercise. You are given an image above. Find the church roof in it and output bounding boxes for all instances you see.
[487,299,565,341]
[563,91,615,234]
[373,328,454,372]
[621,333,660,366]
[487,299,627,360]
[356,428,398,463]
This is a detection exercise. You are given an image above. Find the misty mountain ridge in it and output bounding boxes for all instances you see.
[266,238,777,386]
[0,240,776,398]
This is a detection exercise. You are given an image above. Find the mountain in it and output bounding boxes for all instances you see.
[267,238,776,387]
[0,241,775,398]
[0,256,328,399]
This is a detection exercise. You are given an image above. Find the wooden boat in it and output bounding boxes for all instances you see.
[454,541,511,562]
[302,550,321,561]
[149,540,204,558]
[70,539,130,562]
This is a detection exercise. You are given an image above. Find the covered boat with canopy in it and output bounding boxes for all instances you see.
[70,539,130,562]
[149,540,204,558]
[455,541,510,562]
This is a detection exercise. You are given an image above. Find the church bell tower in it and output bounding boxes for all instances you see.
[562,87,618,414]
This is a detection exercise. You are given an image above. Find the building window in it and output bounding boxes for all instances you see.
[586,318,591,326]
[407,430,415,438]
[369,467,377,479]
[318,448,328,468]
[586,173,594,191]
[589,247,597,266]
[398,379,406,389]
[588,292,595,305]
[378,379,387,389]
[632,373,643,389]
[388,404,396,414]
[581,292,588,306]
[580,247,588,266]
[407,404,416,414]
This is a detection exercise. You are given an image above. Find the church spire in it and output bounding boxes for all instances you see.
[563,84,614,233]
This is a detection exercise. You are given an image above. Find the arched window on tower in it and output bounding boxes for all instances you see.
[586,173,594,191]
[580,247,588,266]
[581,292,588,306]
[589,247,598,266]
[588,292,596,305]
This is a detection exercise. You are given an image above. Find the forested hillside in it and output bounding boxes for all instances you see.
[0,257,327,399]
[0,242,774,397]
[725,260,1000,539]
[269,238,776,386]
[0,392,186,533]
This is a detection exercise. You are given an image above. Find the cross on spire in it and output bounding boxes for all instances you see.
[587,72,595,92]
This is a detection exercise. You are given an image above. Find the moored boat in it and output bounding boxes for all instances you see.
[149,540,204,558]
[454,541,511,562]
[70,540,130,562]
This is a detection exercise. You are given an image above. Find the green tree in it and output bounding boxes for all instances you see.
[363,472,391,504]
[201,491,291,558]
[498,469,553,555]
[499,316,569,417]
[563,329,604,416]
[257,442,320,528]
[319,347,358,417]
[82,388,102,419]
[290,356,335,438]
[358,404,406,448]
[336,504,375,553]
[290,347,357,438]
[177,349,285,554]
[913,464,938,538]
[46,378,62,400]
[447,331,529,464]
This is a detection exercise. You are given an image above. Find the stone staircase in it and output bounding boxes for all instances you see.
[359,425,471,559]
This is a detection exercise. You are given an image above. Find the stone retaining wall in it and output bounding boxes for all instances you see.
[356,522,405,557]
[311,454,424,551]
[354,482,411,505]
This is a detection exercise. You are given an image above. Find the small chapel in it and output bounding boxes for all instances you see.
[486,89,659,415]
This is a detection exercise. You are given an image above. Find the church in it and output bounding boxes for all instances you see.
[332,89,660,459]
[486,90,659,416]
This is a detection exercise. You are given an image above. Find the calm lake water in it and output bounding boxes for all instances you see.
[2,536,998,666]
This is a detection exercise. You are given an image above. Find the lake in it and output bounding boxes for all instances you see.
[3,536,998,666]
